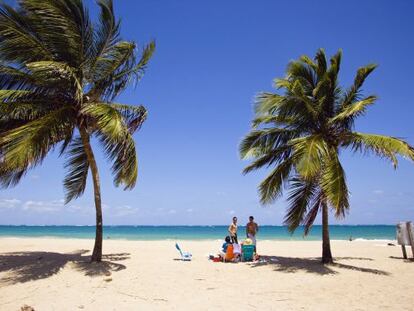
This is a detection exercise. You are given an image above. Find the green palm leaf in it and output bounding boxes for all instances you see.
[258,158,294,204]
[82,103,138,188]
[63,136,89,203]
[284,177,317,232]
[320,151,349,217]
[290,135,329,180]
[343,132,414,168]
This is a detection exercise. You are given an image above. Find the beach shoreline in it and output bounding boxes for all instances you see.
[0,237,413,310]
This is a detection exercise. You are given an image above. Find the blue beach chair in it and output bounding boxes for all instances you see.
[175,243,192,261]
[242,244,255,261]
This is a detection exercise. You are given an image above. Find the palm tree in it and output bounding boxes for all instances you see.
[240,49,414,264]
[0,0,154,262]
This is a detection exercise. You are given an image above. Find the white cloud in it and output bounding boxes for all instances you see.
[168,209,177,214]
[373,190,384,195]
[0,198,21,209]
[113,205,138,217]
[22,200,63,212]
[227,210,235,215]
[186,208,193,213]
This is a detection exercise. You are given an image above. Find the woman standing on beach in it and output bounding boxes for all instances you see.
[228,217,238,244]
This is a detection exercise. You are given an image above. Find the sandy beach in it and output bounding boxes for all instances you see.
[0,238,413,310]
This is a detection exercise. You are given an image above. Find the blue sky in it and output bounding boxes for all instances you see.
[1,0,414,225]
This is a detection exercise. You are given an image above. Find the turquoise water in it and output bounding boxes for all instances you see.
[0,225,396,241]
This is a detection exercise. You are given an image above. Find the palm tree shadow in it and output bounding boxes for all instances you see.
[249,256,389,275]
[0,250,130,285]
[72,253,130,277]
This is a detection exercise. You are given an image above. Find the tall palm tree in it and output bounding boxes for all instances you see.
[0,0,154,262]
[240,49,414,263]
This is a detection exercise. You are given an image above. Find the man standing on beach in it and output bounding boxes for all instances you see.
[228,216,238,244]
[246,216,259,251]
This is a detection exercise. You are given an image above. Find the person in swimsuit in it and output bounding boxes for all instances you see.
[228,216,238,244]
[246,216,259,252]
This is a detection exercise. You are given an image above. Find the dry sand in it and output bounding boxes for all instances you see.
[0,237,413,311]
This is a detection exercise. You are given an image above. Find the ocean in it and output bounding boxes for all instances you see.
[0,225,397,241]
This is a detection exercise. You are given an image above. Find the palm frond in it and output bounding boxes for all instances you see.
[21,0,93,66]
[0,106,74,174]
[286,60,316,91]
[320,151,349,217]
[92,0,120,64]
[290,135,329,180]
[251,114,296,129]
[284,177,317,232]
[242,146,291,174]
[82,103,139,188]
[0,101,53,121]
[0,166,26,188]
[330,95,377,124]
[89,40,155,101]
[109,103,147,133]
[63,136,88,203]
[338,64,378,113]
[254,92,284,115]
[314,48,327,78]
[239,128,297,159]
[343,132,414,168]
[0,64,36,90]
[258,158,294,205]
[302,189,322,235]
[0,3,53,63]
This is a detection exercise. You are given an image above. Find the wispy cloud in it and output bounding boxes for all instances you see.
[186,208,193,213]
[0,198,21,209]
[373,190,384,195]
[112,205,138,217]
[22,199,64,212]
[227,210,235,215]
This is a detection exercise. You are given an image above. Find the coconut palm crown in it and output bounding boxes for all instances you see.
[0,0,155,261]
[240,49,414,263]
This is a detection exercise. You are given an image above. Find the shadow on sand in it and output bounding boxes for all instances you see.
[0,250,130,285]
[389,255,414,262]
[249,256,389,276]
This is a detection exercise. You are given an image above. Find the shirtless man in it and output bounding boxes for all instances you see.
[246,216,259,251]
[228,216,238,244]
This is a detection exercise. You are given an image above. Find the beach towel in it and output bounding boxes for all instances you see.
[233,243,241,255]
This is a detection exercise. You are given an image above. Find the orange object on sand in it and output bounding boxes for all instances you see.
[224,244,234,262]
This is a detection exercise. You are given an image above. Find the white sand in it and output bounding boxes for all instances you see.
[0,238,413,310]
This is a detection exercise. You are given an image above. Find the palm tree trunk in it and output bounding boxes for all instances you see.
[321,200,333,264]
[80,128,103,262]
